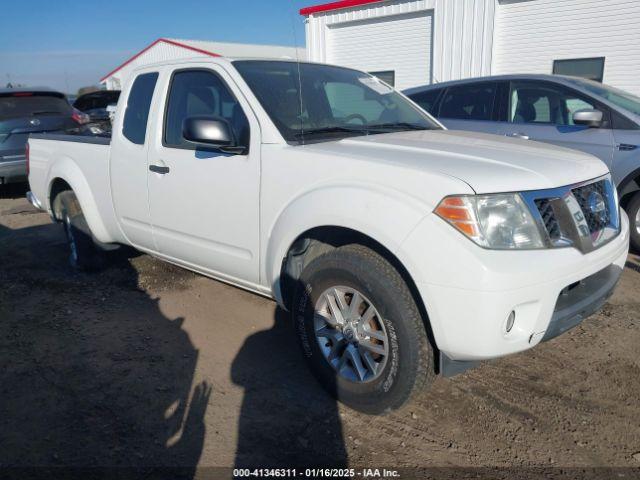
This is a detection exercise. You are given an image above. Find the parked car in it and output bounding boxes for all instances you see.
[27,60,629,414]
[73,90,120,124]
[405,75,640,250]
[0,87,89,185]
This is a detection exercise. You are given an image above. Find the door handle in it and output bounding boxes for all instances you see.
[149,165,170,174]
[506,132,530,140]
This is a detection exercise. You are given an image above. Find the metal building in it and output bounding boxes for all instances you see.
[302,0,640,94]
[100,38,303,90]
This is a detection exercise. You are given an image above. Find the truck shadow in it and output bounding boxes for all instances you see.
[232,306,347,469]
[0,220,208,479]
[0,218,348,476]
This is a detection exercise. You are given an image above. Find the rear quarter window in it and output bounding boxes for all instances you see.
[440,83,497,121]
[408,89,442,115]
[122,73,158,145]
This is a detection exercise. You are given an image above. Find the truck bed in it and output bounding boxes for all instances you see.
[28,132,122,245]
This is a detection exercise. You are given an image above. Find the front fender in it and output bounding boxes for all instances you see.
[47,157,111,244]
[265,182,433,307]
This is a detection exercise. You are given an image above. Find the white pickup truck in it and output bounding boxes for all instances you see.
[27,58,630,414]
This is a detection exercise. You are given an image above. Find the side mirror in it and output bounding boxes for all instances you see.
[573,109,603,128]
[182,116,235,146]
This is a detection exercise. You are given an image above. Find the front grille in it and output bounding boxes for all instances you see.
[525,176,619,253]
[571,180,610,234]
[534,198,561,241]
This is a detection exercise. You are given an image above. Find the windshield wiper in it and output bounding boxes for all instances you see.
[293,126,370,138]
[366,122,430,132]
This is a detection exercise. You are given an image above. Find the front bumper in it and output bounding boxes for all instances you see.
[402,209,630,364]
[0,156,27,184]
[541,263,620,342]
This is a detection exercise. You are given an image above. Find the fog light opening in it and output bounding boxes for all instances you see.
[506,311,516,333]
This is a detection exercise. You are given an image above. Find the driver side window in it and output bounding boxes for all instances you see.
[509,81,597,126]
[164,69,250,149]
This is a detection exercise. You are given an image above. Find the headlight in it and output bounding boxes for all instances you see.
[435,193,544,249]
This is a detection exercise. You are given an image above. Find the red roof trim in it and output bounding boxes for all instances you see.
[100,38,221,82]
[300,0,383,16]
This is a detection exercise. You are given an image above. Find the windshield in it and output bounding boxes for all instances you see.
[566,78,640,116]
[0,92,72,120]
[234,61,440,144]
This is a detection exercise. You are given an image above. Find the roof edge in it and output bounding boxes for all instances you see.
[99,38,221,82]
[300,0,384,16]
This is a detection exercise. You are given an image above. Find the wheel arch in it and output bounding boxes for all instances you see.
[618,166,640,208]
[46,159,111,243]
[276,225,438,358]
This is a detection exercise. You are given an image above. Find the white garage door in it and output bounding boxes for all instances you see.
[327,11,433,91]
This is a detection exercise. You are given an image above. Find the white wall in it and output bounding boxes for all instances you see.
[493,0,640,95]
[327,10,434,89]
[305,0,495,89]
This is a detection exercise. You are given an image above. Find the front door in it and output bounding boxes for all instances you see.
[147,67,260,284]
[499,80,615,168]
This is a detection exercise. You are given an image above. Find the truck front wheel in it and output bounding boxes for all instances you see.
[57,191,104,271]
[292,244,434,414]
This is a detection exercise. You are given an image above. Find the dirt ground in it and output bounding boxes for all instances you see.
[1,183,640,479]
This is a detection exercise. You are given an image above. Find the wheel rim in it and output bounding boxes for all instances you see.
[64,214,79,264]
[635,207,640,236]
[314,286,389,383]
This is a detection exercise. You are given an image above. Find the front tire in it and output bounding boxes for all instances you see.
[626,191,640,253]
[57,191,105,271]
[293,244,434,414]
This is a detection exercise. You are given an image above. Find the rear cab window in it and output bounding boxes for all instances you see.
[122,72,159,145]
[0,92,71,120]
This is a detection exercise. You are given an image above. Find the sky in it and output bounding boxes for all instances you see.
[0,0,310,94]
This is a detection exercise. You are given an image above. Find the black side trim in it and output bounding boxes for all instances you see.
[29,133,111,145]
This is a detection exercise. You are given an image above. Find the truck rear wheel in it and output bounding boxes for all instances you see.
[292,244,434,414]
[57,191,105,271]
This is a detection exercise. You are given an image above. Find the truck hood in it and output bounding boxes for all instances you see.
[302,129,609,194]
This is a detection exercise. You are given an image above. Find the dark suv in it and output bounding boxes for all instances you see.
[0,88,84,185]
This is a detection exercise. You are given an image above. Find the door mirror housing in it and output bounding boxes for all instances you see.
[573,109,603,128]
[183,116,235,146]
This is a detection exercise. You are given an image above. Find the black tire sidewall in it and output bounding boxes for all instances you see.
[627,193,640,253]
[59,192,103,271]
[294,247,429,414]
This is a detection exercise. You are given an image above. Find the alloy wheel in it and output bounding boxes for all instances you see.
[313,286,389,383]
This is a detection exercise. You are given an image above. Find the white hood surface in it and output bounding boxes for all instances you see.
[302,129,609,194]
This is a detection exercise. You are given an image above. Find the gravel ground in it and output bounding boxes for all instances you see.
[1,183,639,480]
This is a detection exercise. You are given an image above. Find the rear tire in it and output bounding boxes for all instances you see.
[57,191,105,271]
[292,244,434,414]
[626,191,640,253]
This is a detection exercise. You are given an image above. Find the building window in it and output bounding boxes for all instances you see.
[368,71,395,87]
[553,57,605,83]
